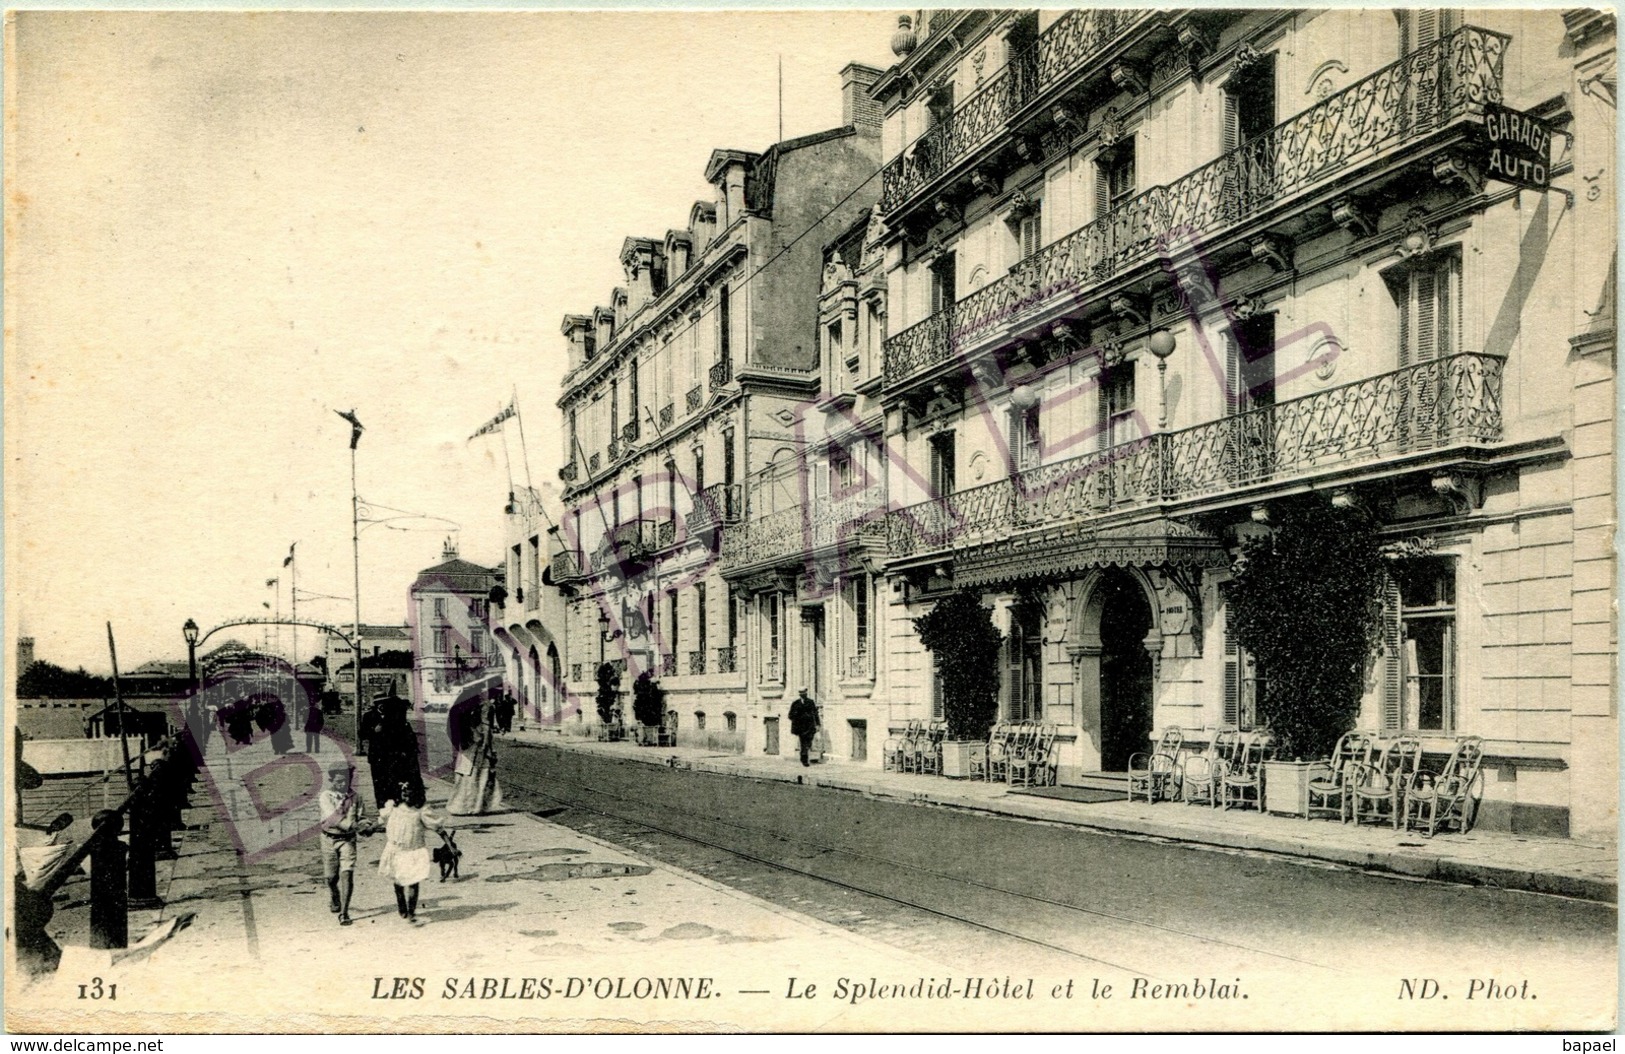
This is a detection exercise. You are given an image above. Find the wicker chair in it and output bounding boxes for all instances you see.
[1009,724,1059,788]
[1219,730,1276,810]
[1404,736,1485,837]
[1349,735,1424,829]
[1306,730,1377,821]
[1180,729,1239,807]
[1127,727,1185,803]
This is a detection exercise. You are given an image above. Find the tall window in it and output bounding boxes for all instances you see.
[568,408,579,462]
[668,590,680,669]
[693,447,705,497]
[762,593,781,682]
[1398,8,1461,56]
[929,252,957,315]
[1007,602,1043,721]
[432,628,449,655]
[1385,558,1457,733]
[723,429,736,487]
[1097,138,1136,217]
[830,447,852,494]
[842,574,871,679]
[727,586,739,650]
[433,597,446,619]
[1224,55,1277,214]
[610,378,619,439]
[1009,405,1041,471]
[470,629,485,655]
[628,359,640,432]
[1393,253,1461,366]
[1013,200,1043,265]
[928,431,956,497]
[1101,365,1136,449]
[1222,596,1262,730]
[695,583,707,668]
[718,285,731,371]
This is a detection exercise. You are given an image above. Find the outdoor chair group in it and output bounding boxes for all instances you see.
[883,720,946,775]
[1302,731,1485,834]
[1129,726,1277,810]
[976,722,1059,787]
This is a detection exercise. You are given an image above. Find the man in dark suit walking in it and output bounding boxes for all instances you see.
[788,688,820,768]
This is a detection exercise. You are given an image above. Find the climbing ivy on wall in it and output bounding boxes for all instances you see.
[914,591,1006,741]
[1225,499,1387,760]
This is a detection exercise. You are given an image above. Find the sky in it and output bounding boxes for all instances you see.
[6,9,903,672]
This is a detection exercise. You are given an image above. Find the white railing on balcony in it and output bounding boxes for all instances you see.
[721,492,889,570]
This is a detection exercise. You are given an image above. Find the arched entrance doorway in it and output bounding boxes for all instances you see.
[1097,570,1154,772]
[546,643,562,724]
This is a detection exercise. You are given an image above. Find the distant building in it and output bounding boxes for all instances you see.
[17,636,35,674]
[409,539,499,713]
[322,624,411,698]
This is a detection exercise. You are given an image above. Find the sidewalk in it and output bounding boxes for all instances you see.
[514,727,1618,904]
[10,760,942,1033]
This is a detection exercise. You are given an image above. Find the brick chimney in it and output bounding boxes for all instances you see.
[841,63,884,133]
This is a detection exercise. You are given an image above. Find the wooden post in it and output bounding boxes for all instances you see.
[88,810,128,950]
[126,787,161,910]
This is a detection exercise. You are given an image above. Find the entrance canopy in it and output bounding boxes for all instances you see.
[954,518,1228,589]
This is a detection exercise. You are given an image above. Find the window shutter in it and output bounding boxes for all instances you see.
[1381,572,1403,732]
[1415,8,1440,48]
[1097,369,1111,452]
[1222,605,1240,727]
[1224,331,1242,414]
[1222,91,1240,154]
[1094,162,1110,219]
[1008,410,1024,471]
[1414,269,1438,362]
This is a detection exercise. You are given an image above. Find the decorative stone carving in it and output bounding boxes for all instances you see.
[1331,197,1375,238]
[890,14,917,58]
[1108,292,1148,326]
[1394,206,1439,260]
[1097,106,1125,148]
[972,47,987,85]
[1231,41,1263,76]
[1177,24,1212,73]
[1433,152,1485,195]
[1250,233,1293,273]
[1110,61,1147,96]
[1430,472,1484,515]
[971,169,1000,197]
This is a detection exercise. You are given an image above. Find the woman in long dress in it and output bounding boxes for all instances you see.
[446,693,503,815]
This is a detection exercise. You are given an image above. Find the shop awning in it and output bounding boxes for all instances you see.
[953,517,1229,589]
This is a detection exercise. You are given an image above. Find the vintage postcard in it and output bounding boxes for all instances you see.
[4,6,1618,1035]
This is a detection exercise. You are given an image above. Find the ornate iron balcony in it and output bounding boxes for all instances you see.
[657,519,677,549]
[608,438,621,461]
[880,10,1157,214]
[550,550,583,583]
[721,492,889,570]
[686,385,704,413]
[571,663,583,682]
[661,655,678,677]
[622,420,639,444]
[883,25,1510,390]
[559,462,578,483]
[688,649,707,675]
[889,353,1505,559]
[686,483,743,533]
[709,359,732,390]
[847,649,870,681]
[659,403,674,429]
[715,646,737,674]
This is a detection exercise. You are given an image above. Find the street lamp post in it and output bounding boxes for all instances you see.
[336,409,365,730]
[1148,329,1177,431]
[182,618,200,691]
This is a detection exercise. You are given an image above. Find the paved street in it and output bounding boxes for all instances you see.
[495,739,1617,1030]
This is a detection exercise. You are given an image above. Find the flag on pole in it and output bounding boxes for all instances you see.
[335,409,364,450]
[468,399,517,442]
[283,543,296,568]
[266,577,279,588]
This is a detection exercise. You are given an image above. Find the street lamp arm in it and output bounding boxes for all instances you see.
[192,617,359,653]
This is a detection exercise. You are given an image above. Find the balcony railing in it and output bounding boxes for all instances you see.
[881,9,1157,213]
[657,519,677,550]
[715,646,737,674]
[559,462,578,483]
[622,420,639,444]
[889,353,1505,558]
[688,649,707,675]
[593,519,656,569]
[571,664,583,682]
[847,649,870,681]
[721,492,889,570]
[550,550,582,582]
[686,483,743,533]
[608,438,621,461]
[709,359,732,390]
[659,403,674,429]
[661,655,678,677]
[883,26,1509,390]
[686,385,704,413]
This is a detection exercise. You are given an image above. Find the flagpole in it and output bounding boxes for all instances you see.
[351,433,362,731]
[512,388,534,494]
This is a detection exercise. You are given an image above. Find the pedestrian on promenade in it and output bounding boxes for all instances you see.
[447,687,502,815]
[303,698,325,754]
[357,696,393,811]
[377,781,441,923]
[789,688,820,768]
[317,763,362,926]
[380,689,424,805]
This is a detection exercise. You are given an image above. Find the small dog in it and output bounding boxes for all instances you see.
[432,829,461,881]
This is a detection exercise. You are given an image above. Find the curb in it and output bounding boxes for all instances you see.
[512,733,1618,906]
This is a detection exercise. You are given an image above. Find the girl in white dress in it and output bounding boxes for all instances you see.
[376,781,441,922]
